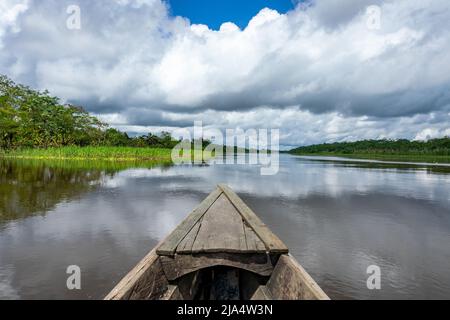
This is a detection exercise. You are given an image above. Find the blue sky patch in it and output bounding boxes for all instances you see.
[167,0,297,30]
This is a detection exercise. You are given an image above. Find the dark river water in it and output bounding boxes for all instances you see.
[1,155,449,300]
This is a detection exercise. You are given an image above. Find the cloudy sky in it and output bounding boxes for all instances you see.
[1,0,450,148]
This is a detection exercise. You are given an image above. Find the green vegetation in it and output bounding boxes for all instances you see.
[289,138,450,163]
[0,75,215,162]
[0,146,212,164]
[0,75,193,151]
[0,146,174,161]
[1,75,103,148]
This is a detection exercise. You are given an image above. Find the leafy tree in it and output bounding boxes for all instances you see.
[103,128,130,146]
[0,75,106,149]
[0,74,192,151]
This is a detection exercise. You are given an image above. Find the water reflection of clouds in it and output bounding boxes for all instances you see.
[100,157,450,205]
[2,155,449,299]
[5,192,195,246]
[0,265,19,300]
[0,179,203,299]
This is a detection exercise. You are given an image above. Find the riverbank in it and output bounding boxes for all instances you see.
[289,152,450,163]
[0,146,215,166]
[0,146,176,161]
[288,138,450,163]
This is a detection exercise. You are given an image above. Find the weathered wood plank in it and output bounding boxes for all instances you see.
[176,219,202,253]
[243,223,266,253]
[159,253,274,281]
[161,285,181,300]
[105,248,169,300]
[251,286,273,300]
[267,254,329,300]
[157,188,223,256]
[238,219,247,252]
[191,193,247,253]
[218,184,288,254]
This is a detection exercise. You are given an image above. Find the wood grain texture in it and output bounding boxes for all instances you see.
[218,185,289,254]
[161,285,181,300]
[157,188,222,256]
[267,254,330,300]
[251,286,273,300]
[243,223,266,253]
[176,220,202,253]
[191,193,247,253]
[159,253,274,281]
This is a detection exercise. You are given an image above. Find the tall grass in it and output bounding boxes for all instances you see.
[0,146,174,161]
[0,146,215,164]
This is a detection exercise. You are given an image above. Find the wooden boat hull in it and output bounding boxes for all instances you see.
[106,185,329,300]
[105,249,328,300]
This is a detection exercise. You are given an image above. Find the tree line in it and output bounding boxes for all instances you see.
[289,138,450,156]
[0,75,184,150]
